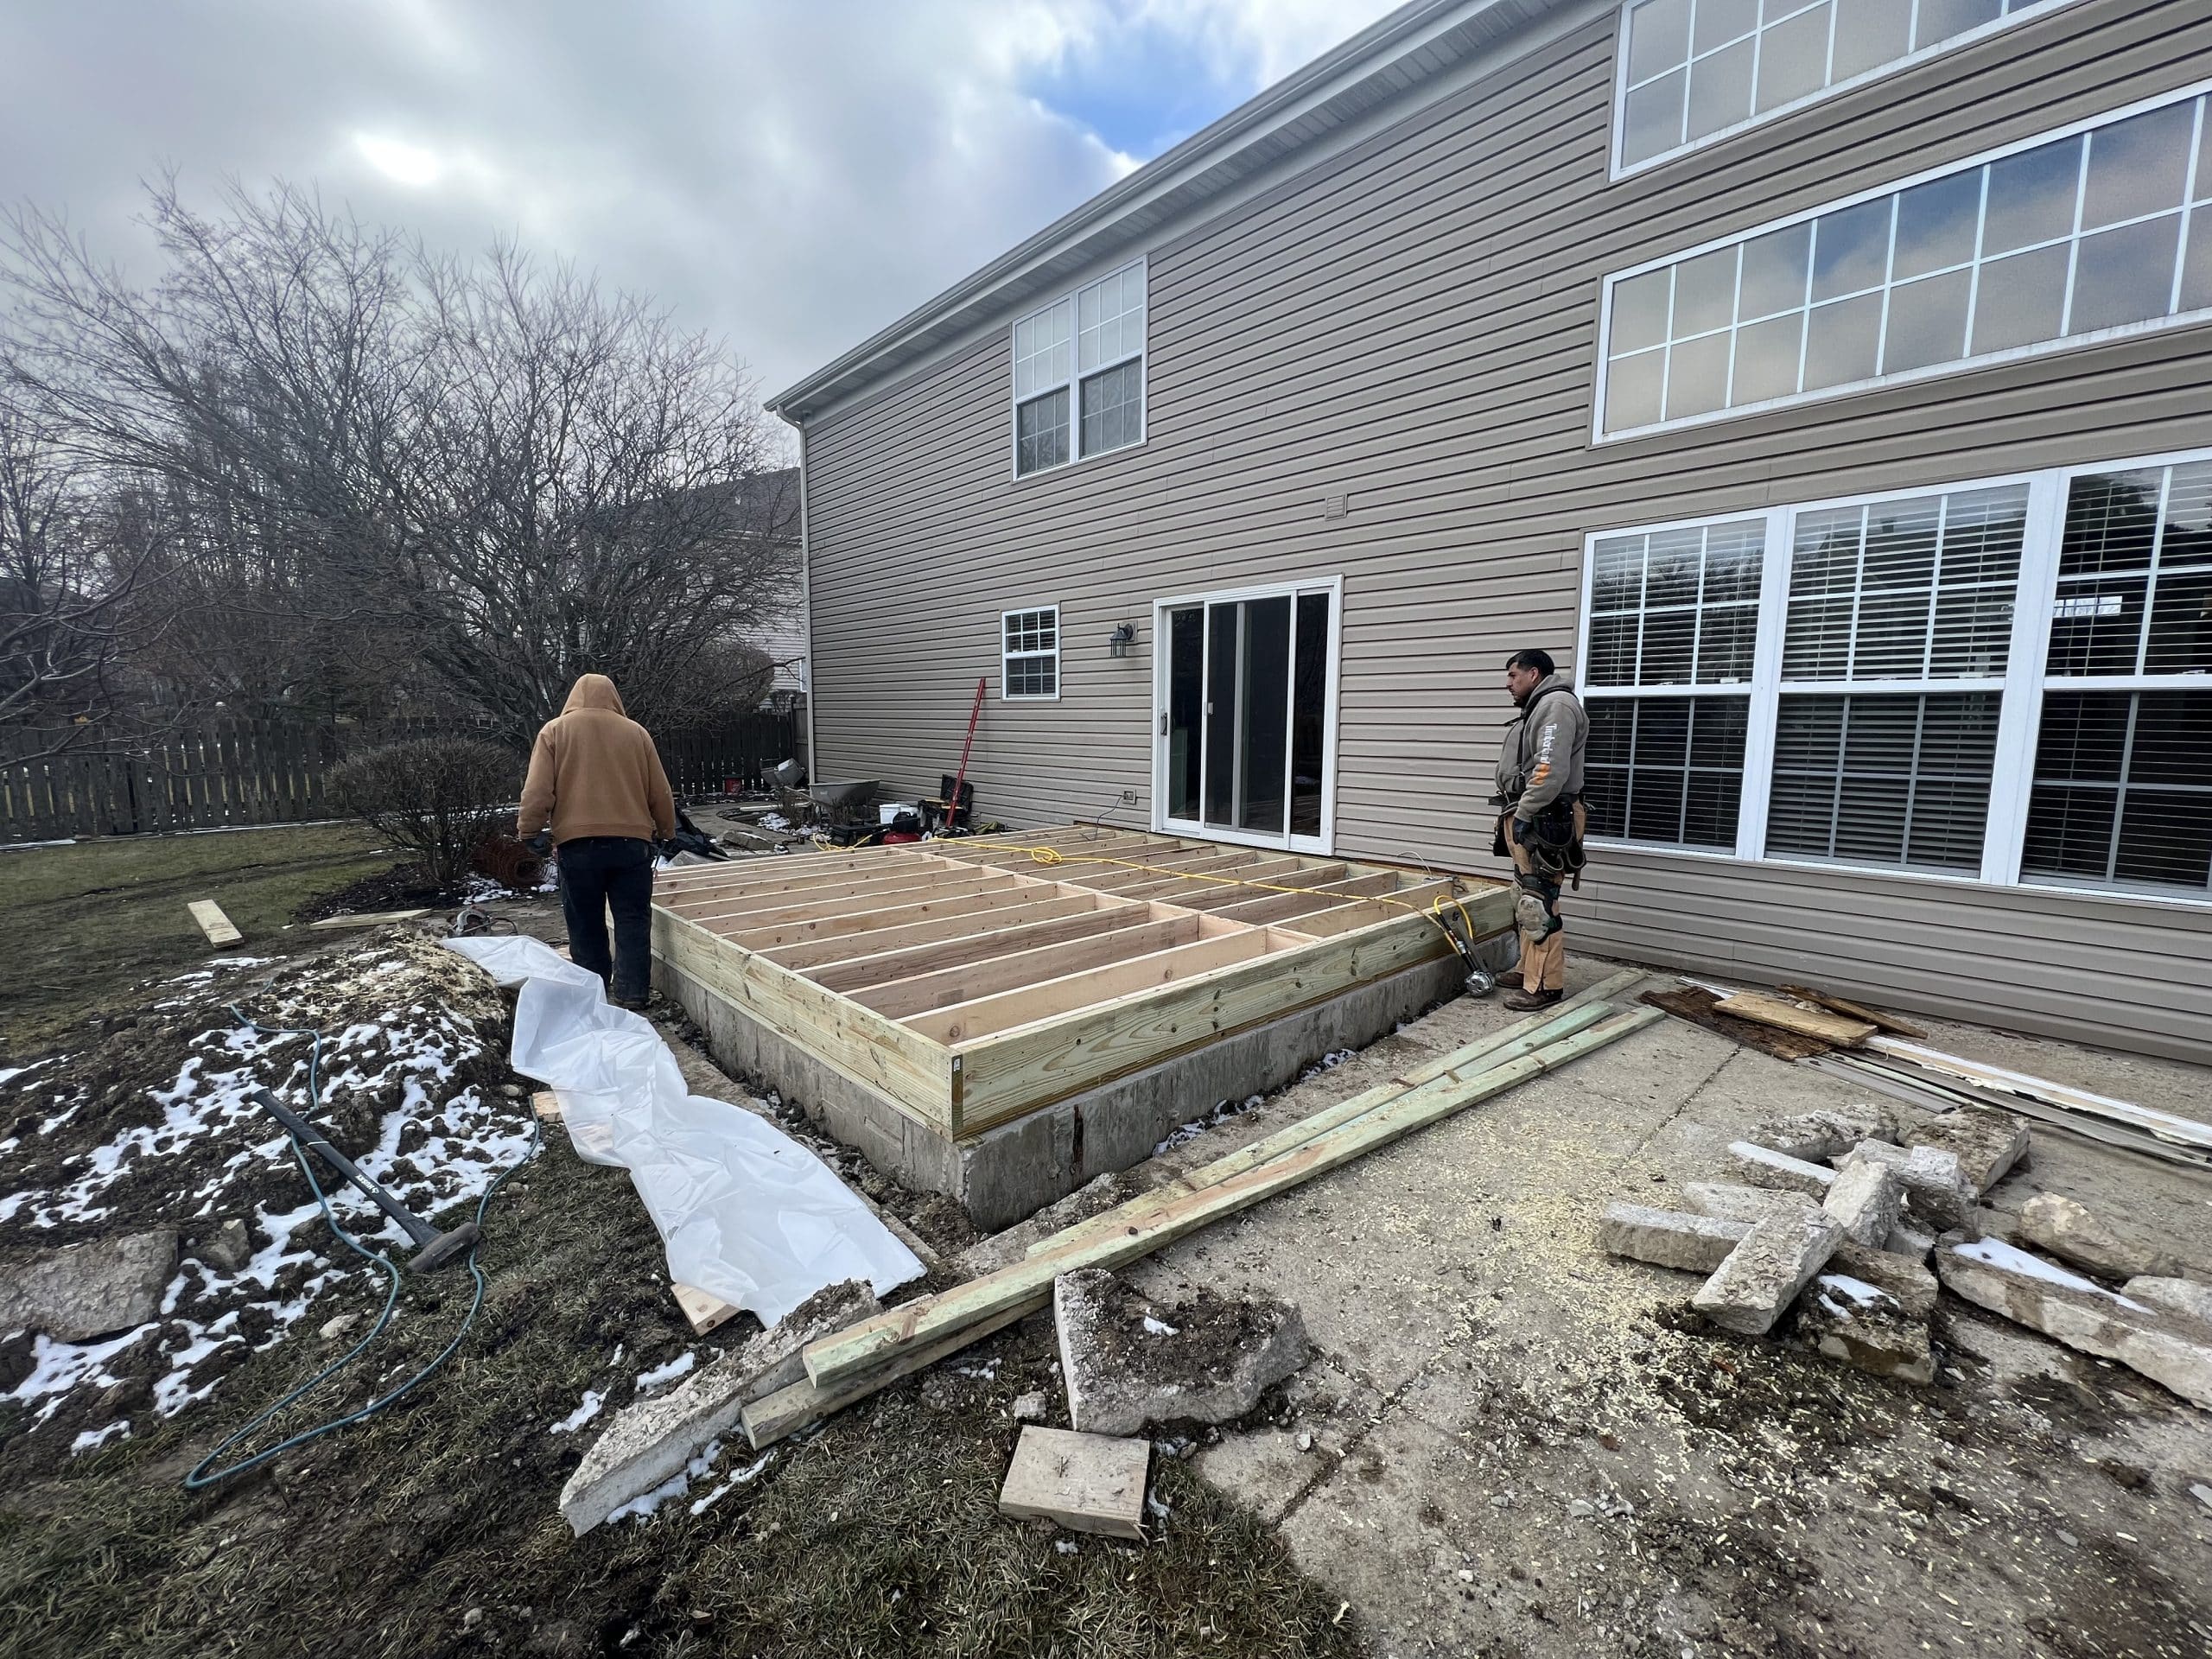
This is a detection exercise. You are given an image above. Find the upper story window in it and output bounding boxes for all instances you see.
[1614,0,2077,175]
[1599,82,2212,440]
[1012,260,1146,477]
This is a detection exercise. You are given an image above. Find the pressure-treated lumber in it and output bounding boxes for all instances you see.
[725,886,1085,955]
[804,900,1147,992]
[801,1006,1662,1389]
[905,929,1276,1044]
[188,899,242,946]
[850,915,1203,1020]
[1714,991,1875,1046]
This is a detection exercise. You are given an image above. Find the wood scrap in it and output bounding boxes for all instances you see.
[673,1283,742,1336]
[1779,985,1926,1039]
[1714,991,1875,1046]
[998,1427,1150,1541]
[1641,987,1833,1061]
[307,908,433,930]
[188,899,242,947]
[531,1090,564,1123]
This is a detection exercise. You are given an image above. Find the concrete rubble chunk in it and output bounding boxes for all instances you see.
[0,1228,177,1342]
[1830,1242,1938,1319]
[1599,1204,1749,1273]
[1693,1211,1844,1337]
[1936,1238,2212,1410]
[1682,1181,1820,1226]
[1055,1268,1309,1437]
[1746,1105,1896,1163]
[1886,1217,1936,1262]
[2123,1277,2212,1326]
[194,1218,252,1274]
[1839,1141,1975,1232]
[2018,1192,2183,1281]
[558,1278,879,1535]
[1793,1269,1935,1384]
[1726,1141,1835,1197]
[1823,1160,1902,1248]
[1907,1107,2030,1195]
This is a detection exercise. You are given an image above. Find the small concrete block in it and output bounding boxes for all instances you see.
[2018,1192,2183,1281]
[1794,1271,1934,1384]
[1747,1105,1896,1163]
[1885,1217,1937,1261]
[194,1217,252,1274]
[1907,1107,2030,1196]
[1824,1157,1903,1248]
[1727,1141,1835,1197]
[0,1229,177,1341]
[1830,1242,1939,1319]
[1839,1141,1974,1231]
[1599,1204,1751,1273]
[2122,1277,2212,1326]
[1055,1268,1309,1437]
[1693,1211,1845,1337]
[1938,1239,2212,1409]
[1681,1181,1820,1227]
[1000,1426,1150,1540]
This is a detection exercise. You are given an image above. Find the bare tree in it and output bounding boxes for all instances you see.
[0,179,793,749]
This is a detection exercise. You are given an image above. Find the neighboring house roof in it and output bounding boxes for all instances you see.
[766,0,1568,422]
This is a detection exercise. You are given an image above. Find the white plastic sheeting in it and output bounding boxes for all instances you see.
[443,936,921,1327]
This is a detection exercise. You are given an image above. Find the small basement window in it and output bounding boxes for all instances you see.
[1002,607,1060,699]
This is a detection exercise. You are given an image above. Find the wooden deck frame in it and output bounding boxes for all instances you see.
[653,830,1511,1140]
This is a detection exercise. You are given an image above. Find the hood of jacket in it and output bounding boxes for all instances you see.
[561,673,626,717]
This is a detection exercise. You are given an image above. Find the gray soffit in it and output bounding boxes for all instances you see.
[766,0,1567,420]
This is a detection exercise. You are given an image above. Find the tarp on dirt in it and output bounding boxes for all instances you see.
[444,935,921,1326]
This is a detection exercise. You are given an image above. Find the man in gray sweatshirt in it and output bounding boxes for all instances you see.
[1488,648,1588,1010]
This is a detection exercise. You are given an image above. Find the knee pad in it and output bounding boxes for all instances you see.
[1514,888,1553,938]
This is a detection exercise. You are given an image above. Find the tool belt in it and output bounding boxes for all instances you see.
[1493,791,1586,890]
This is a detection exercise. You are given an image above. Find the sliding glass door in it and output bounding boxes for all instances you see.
[1156,578,1338,853]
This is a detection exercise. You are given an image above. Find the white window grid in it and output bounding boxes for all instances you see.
[2047,459,2212,678]
[1001,606,1060,701]
[1585,518,1765,690]
[1011,258,1147,478]
[1611,0,2078,178]
[1597,80,2212,441]
[1573,442,2212,906]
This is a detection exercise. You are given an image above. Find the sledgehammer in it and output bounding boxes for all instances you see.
[248,1086,483,1272]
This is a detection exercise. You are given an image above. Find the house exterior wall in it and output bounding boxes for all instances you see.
[798,0,2212,1060]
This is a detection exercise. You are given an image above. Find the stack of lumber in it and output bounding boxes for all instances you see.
[737,969,1662,1448]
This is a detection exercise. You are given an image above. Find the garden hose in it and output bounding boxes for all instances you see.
[182,1008,538,1490]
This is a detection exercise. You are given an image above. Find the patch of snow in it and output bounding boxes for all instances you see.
[1154,1092,1270,1156]
[634,1351,696,1393]
[688,1450,775,1516]
[71,1420,130,1455]
[550,1390,606,1433]
[609,1438,724,1523]
[1054,1538,1079,1554]
[1952,1237,2152,1312]
[8,1325,156,1422]
[759,812,791,831]
[1141,1315,1181,1338]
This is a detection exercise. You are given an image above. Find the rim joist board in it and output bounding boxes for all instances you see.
[652,827,1510,1139]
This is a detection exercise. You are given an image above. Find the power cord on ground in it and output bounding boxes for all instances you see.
[182,1007,539,1490]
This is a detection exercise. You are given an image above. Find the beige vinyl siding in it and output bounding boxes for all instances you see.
[801,0,2212,1059]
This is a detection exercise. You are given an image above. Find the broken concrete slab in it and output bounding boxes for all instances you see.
[0,1229,176,1341]
[1000,1425,1150,1540]
[1837,1141,1975,1232]
[1726,1141,1835,1197]
[2018,1192,2183,1281]
[193,1217,251,1274]
[1055,1268,1308,1437]
[1794,1269,1935,1384]
[2123,1277,2212,1326]
[558,1278,879,1535]
[1906,1106,2029,1195]
[1829,1242,1938,1319]
[1936,1238,2212,1410]
[1682,1180,1820,1225]
[1823,1159,1902,1248]
[1599,1203,1750,1273]
[1693,1211,1844,1337]
[1746,1105,1895,1163]
[1887,1216,1937,1261]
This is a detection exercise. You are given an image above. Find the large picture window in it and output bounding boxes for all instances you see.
[1012,260,1146,477]
[1577,446,2212,902]
[1613,0,2075,175]
[1599,84,2212,438]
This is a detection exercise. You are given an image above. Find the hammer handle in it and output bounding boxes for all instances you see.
[250,1087,439,1250]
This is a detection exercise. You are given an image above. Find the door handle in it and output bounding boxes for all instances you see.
[1159,713,1167,735]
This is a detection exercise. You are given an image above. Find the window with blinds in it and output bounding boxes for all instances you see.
[1766,691,2000,870]
[2023,693,2212,893]
[1581,518,1760,848]
[2046,461,2212,677]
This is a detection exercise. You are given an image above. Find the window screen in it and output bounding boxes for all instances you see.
[1765,691,1999,870]
[1782,485,2025,680]
[1002,607,1059,699]
[2023,690,2212,893]
[1585,696,1748,848]
[2048,461,2212,676]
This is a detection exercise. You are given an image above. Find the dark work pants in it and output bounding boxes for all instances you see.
[556,836,656,1001]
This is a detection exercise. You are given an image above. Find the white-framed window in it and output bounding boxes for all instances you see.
[1012,259,1146,477]
[1001,606,1060,700]
[1597,81,2212,440]
[1576,444,2212,904]
[1612,0,2078,176]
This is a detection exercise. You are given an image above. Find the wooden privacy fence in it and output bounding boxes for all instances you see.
[3,707,805,842]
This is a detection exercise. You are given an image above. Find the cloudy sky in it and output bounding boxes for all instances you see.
[0,1,1401,407]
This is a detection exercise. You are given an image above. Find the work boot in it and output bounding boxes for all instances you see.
[1503,986,1563,1013]
[610,988,652,1013]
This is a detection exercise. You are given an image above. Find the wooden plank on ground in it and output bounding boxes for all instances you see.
[307,908,434,930]
[1641,987,1832,1060]
[673,1282,741,1335]
[1714,991,1874,1046]
[188,899,243,946]
[1778,985,1928,1039]
[998,1427,1150,1540]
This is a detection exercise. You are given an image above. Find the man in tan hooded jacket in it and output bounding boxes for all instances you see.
[518,674,677,1009]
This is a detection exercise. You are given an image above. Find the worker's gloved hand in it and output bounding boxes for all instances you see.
[653,838,677,861]
[527,831,552,857]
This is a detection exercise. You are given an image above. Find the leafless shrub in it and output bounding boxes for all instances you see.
[327,736,519,891]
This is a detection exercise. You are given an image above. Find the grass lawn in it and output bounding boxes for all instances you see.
[0,823,409,1058]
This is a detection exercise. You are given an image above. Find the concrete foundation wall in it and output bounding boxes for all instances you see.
[658,940,1497,1230]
